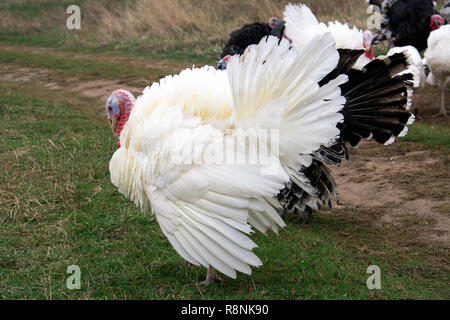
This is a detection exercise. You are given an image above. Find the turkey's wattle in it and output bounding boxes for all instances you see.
[105,89,135,148]
[363,30,375,60]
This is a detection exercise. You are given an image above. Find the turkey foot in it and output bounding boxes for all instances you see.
[200,266,222,285]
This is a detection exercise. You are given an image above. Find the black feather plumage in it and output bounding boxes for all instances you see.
[383,0,439,51]
[339,52,414,147]
[219,22,272,59]
[270,20,286,39]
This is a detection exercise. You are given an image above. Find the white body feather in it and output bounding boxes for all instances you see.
[109,36,346,279]
[424,25,450,88]
[284,3,371,69]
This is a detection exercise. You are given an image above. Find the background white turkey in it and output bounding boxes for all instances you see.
[424,24,450,117]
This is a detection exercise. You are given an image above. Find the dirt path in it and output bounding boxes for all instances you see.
[1,47,449,249]
[333,143,449,247]
[0,63,142,103]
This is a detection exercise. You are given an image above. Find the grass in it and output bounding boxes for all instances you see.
[0,48,169,85]
[0,82,448,299]
[403,123,450,151]
[0,33,219,67]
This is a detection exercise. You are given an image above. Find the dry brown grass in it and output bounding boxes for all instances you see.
[0,6,63,34]
[87,0,368,49]
[1,0,369,50]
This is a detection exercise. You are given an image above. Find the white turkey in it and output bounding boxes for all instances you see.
[424,24,450,117]
[105,32,414,283]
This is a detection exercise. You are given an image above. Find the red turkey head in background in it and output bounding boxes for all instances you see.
[430,14,445,30]
[105,89,135,148]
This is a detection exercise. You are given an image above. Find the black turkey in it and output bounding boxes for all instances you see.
[219,17,280,60]
[374,0,445,51]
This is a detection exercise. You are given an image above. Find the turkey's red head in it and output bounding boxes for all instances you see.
[105,89,135,148]
[430,15,445,30]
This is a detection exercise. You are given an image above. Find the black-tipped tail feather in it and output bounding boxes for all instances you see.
[339,52,415,147]
[277,159,339,223]
[277,51,415,223]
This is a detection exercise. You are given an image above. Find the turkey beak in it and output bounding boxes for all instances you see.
[108,116,119,138]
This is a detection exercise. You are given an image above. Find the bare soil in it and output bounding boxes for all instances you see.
[0,63,142,102]
[333,143,449,247]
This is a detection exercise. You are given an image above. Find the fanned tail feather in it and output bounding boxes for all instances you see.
[277,51,415,221]
[339,52,415,147]
[277,158,338,217]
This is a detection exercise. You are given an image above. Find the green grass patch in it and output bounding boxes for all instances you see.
[0,82,448,299]
[0,33,64,48]
[373,45,389,57]
[0,33,218,67]
[0,49,169,85]
[402,122,450,151]
[0,0,76,18]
